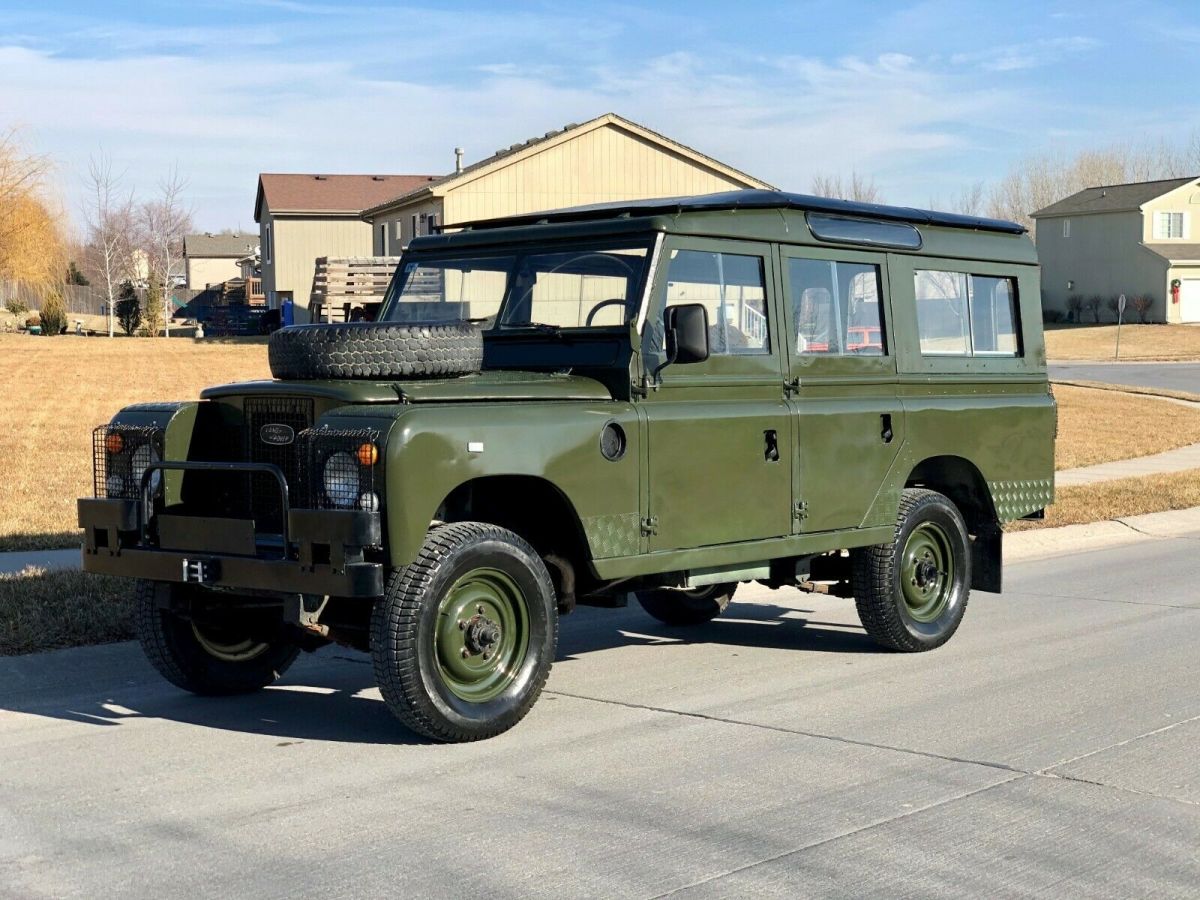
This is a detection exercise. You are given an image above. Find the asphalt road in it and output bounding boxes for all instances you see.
[1050,361,1200,394]
[4,535,1200,898]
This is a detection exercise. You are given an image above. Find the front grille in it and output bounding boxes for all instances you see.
[244,397,313,532]
[93,424,164,499]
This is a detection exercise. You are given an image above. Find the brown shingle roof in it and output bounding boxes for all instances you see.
[361,112,772,218]
[183,232,259,258]
[1031,177,1197,219]
[254,173,438,221]
[1144,243,1200,263]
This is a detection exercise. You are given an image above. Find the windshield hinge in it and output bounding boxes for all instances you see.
[640,516,659,536]
[783,377,800,397]
[792,501,809,521]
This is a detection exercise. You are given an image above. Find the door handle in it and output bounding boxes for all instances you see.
[880,414,894,444]
[763,429,780,462]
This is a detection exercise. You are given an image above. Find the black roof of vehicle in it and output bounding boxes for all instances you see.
[454,189,1027,235]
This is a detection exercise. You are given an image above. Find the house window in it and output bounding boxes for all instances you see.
[1062,218,1071,238]
[427,213,439,233]
[264,223,272,264]
[1155,212,1185,239]
[379,223,388,255]
[410,215,418,241]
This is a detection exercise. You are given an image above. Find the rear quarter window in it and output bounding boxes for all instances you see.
[914,269,1020,357]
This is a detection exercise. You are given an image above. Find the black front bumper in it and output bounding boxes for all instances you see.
[78,498,384,597]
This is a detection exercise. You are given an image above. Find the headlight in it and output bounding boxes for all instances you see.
[131,444,162,497]
[322,451,359,509]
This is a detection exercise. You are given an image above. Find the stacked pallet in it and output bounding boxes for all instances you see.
[310,257,400,322]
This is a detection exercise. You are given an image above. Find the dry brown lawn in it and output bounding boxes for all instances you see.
[0,566,132,654]
[1045,323,1200,360]
[4,332,1200,552]
[1008,468,1200,531]
[1052,384,1200,470]
[0,333,269,551]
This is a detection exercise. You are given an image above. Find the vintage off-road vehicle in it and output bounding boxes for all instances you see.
[80,190,1055,742]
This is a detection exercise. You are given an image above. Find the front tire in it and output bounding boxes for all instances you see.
[134,580,300,695]
[370,522,558,742]
[851,489,971,652]
[635,583,737,626]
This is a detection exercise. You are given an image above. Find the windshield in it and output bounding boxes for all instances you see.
[380,242,651,331]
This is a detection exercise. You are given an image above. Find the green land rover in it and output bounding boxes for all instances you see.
[79,190,1055,742]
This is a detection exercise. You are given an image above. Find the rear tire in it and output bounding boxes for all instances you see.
[635,583,737,626]
[134,580,300,695]
[851,489,971,652]
[370,523,557,742]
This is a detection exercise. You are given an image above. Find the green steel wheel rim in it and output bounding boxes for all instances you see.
[900,521,954,623]
[190,622,269,663]
[434,566,530,703]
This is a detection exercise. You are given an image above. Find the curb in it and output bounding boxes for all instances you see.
[1006,506,1200,563]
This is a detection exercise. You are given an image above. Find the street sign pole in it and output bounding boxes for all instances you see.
[1114,293,1126,360]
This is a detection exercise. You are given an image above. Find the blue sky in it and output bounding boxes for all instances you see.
[2,0,1197,231]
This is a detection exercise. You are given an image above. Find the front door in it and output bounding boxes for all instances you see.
[779,246,904,534]
[641,239,793,551]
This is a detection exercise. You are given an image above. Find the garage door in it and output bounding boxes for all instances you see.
[1182,279,1200,323]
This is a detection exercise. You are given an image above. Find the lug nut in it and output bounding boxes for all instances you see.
[461,648,470,658]
[458,619,466,630]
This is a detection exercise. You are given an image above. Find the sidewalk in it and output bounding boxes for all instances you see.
[0,548,80,575]
[1057,441,1200,486]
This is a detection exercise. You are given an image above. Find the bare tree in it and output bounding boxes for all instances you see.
[988,134,1200,235]
[810,170,883,203]
[950,180,986,216]
[138,166,192,337]
[82,155,135,338]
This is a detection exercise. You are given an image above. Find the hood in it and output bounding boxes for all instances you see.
[199,371,612,404]
[396,370,611,403]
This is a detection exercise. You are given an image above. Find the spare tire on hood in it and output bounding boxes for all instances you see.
[268,322,484,380]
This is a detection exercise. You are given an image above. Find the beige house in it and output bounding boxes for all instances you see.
[1033,176,1200,323]
[183,232,258,290]
[361,113,773,250]
[254,174,436,321]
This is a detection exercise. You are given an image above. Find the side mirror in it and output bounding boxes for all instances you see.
[665,303,709,364]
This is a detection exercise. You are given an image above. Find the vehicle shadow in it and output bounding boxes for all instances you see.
[556,600,878,661]
[4,600,876,745]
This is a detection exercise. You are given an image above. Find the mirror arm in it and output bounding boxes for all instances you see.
[650,341,678,388]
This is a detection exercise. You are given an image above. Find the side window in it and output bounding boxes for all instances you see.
[664,250,769,355]
[788,258,885,356]
[914,269,1020,357]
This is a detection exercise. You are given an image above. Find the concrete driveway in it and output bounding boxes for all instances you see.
[1051,361,1200,393]
[3,535,1200,898]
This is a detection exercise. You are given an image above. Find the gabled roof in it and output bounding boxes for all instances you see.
[450,189,1026,234]
[361,113,773,219]
[255,173,439,222]
[183,232,259,258]
[1031,176,1198,218]
[1144,243,1200,263]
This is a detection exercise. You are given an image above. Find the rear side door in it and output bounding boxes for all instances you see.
[641,238,793,551]
[779,246,904,533]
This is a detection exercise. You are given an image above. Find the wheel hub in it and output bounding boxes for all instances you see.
[464,614,502,655]
[914,558,941,588]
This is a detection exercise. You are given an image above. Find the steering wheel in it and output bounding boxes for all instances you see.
[584,298,630,326]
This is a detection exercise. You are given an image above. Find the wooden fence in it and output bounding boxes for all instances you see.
[310,257,399,322]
